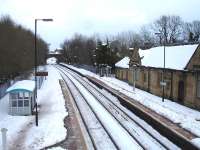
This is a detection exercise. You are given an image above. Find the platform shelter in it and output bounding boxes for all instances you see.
[6,80,35,115]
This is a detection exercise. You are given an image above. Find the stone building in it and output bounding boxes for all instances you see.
[115,44,200,109]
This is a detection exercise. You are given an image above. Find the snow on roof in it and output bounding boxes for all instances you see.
[115,57,130,69]
[139,44,199,70]
[115,44,199,70]
[6,80,35,93]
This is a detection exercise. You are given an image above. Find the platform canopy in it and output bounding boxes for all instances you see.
[6,80,35,93]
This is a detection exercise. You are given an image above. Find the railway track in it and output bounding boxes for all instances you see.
[56,65,181,150]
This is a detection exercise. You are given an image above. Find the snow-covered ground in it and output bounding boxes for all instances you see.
[63,64,200,147]
[0,66,68,149]
[63,68,179,149]
[1,63,200,149]
[64,70,143,149]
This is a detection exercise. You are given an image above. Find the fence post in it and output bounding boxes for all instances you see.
[1,128,8,150]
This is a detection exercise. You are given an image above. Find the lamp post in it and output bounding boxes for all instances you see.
[155,32,166,102]
[35,18,53,126]
[93,53,97,74]
[74,55,77,64]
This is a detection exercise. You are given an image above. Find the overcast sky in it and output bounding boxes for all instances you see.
[0,0,200,50]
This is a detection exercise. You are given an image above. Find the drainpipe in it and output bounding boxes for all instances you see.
[148,68,150,92]
[170,71,173,99]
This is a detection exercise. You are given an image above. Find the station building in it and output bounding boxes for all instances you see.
[115,44,200,110]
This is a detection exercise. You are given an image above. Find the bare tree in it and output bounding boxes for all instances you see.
[140,25,155,49]
[184,21,200,42]
[62,33,96,65]
[154,15,183,44]
[168,15,183,43]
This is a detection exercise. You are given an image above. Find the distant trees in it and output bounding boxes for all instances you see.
[61,14,200,66]
[62,34,121,67]
[184,21,200,42]
[0,15,48,78]
[62,33,96,65]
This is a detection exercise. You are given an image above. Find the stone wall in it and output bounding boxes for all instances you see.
[116,67,200,110]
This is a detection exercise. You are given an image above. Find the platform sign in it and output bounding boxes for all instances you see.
[160,81,167,86]
[35,71,48,76]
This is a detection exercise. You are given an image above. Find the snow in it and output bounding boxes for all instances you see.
[47,147,65,150]
[47,57,57,65]
[6,80,35,93]
[140,44,198,70]
[191,138,200,149]
[115,57,130,68]
[100,77,200,138]
[63,64,200,147]
[115,44,199,70]
[2,61,200,149]
[61,71,117,149]
[77,75,179,149]
[0,66,68,149]
[65,71,143,150]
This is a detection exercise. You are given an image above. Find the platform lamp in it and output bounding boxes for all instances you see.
[155,32,166,102]
[35,18,53,126]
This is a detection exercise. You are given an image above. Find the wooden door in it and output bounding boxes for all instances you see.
[178,81,184,102]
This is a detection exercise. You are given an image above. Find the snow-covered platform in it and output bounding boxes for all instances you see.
[59,80,90,149]
[0,66,68,149]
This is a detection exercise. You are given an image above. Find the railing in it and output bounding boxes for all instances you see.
[0,82,10,99]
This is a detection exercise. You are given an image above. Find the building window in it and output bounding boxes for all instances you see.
[24,100,29,107]
[19,92,23,99]
[18,100,23,107]
[12,101,17,107]
[193,65,200,71]
[197,74,200,98]
[11,93,18,99]
[134,69,140,81]
[24,92,29,99]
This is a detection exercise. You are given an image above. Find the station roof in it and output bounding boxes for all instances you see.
[6,80,35,93]
[115,44,199,70]
[115,57,130,69]
[140,44,199,70]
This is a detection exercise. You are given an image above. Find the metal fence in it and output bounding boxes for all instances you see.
[74,64,97,73]
[73,64,114,77]
[0,66,47,99]
[37,76,45,89]
[0,82,10,99]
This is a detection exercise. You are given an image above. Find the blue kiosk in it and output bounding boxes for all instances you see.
[6,80,35,116]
